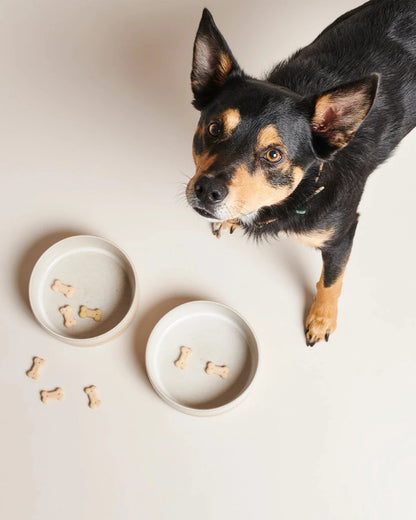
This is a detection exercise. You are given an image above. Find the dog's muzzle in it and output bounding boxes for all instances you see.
[187,175,229,221]
[194,176,228,205]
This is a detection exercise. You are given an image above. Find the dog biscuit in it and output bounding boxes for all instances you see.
[205,361,230,379]
[51,279,75,298]
[84,385,102,409]
[26,356,46,380]
[79,305,102,322]
[174,346,193,370]
[59,305,77,328]
[40,387,64,403]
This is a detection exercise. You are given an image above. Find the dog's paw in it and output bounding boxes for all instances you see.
[211,219,240,238]
[305,306,337,347]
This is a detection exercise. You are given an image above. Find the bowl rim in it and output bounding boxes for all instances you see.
[145,300,259,416]
[28,234,139,346]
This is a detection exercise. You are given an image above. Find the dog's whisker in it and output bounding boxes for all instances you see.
[178,170,192,181]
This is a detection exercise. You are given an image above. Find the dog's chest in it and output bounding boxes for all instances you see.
[286,228,334,249]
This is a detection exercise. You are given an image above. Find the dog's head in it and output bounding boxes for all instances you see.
[186,9,379,223]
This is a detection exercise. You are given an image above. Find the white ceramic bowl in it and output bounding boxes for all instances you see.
[146,301,259,416]
[29,235,138,346]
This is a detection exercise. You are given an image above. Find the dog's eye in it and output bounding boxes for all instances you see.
[264,148,283,163]
[208,122,222,137]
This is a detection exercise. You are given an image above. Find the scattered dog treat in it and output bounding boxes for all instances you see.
[84,385,102,409]
[26,356,46,380]
[79,305,102,322]
[51,279,75,298]
[40,387,64,404]
[59,305,77,328]
[174,346,193,370]
[205,361,230,379]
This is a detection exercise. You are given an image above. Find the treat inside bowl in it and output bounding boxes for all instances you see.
[29,235,138,346]
[146,301,259,416]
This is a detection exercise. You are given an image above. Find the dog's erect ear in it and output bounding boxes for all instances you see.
[310,74,379,159]
[191,9,243,110]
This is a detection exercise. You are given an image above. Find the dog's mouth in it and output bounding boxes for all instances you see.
[193,207,220,220]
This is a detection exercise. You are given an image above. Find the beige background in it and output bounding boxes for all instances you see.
[1,0,415,519]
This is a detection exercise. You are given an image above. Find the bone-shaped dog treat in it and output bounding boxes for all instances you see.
[40,387,64,403]
[59,305,77,328]
[79,305,102,322]
[26,356,46,380]
[51,279,75,298]
[205,361,230,379]
[174,346,193,370]
[84,385,102,409]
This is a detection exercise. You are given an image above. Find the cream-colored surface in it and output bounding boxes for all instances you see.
[1,1,416,519]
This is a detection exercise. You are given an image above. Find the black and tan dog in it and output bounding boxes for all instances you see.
[186,1,416,346]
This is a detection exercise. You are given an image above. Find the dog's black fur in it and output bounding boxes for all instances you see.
[187,0,416,345]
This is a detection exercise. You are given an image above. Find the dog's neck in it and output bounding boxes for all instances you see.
[243,161,327,233]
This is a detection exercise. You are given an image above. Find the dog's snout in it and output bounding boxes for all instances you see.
[194,176,228,204]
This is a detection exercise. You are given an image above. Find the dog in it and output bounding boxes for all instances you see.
[186,1,416,346]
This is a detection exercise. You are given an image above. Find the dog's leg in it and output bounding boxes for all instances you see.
[211,219,241,238]
[305,218,358,346]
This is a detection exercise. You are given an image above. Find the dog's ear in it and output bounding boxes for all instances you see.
[310,74,379,159]
[191,9,243,110]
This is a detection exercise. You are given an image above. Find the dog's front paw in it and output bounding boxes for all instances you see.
[211,219,240,238]
[305,304,337,347]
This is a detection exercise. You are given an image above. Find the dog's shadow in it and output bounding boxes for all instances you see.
[15,229,87,319]
[270,239,317,329]
[132,294,206,379]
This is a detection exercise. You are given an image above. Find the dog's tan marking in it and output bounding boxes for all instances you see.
[192,41,233,89]
[289,228,334,249]
[222,108,241,137]
[217,51,233,84]
[192,150,217,170]
[188,152,217,197]
[305,267,345,345]
[256,125,286,151]
[226,165,303,217]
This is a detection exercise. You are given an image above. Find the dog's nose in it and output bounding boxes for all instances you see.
[194,176,228,204]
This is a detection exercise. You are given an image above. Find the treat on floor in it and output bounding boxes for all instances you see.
[174,346,193,370]
[79,305,102,322]
[84,385,102,409]
[205,361,230,379]
[40,387,64,403]
[51,279,75,298]
[26,356,46,380]
[59,305,77,328]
